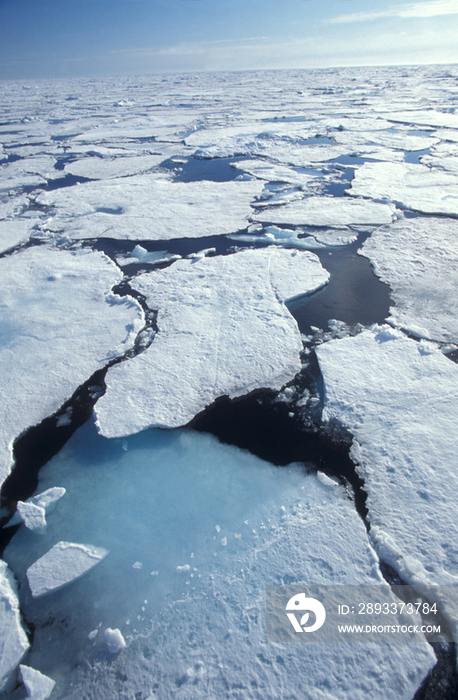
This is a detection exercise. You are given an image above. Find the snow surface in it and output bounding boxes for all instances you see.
[0,561,29,692]
[252,196,396,227]
[95,247,329,436]
[360,217,458,343]
[316,325,458,592]
[0,220,39,254]
[37,176,265,240]
[19,665,56,700]
[4,421,434,700]
[26,541,109,598]
[231,158,325,188]
[348,161,458,216]
[0,246,144,488]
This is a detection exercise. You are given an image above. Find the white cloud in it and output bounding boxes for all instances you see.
[328,0,458,24]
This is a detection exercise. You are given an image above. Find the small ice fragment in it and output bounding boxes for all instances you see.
[19,665,55,700]
[221,537,227,546]
[176,564,190,573]
[150,570,159,576]
[132,561,143,569]
[88,629,98,640]
[26,542,109,598]
[215,525,221,533]
[132,244,147,259]
[17,502,46,531]
[104,628,126,654]
[316,471,339,488]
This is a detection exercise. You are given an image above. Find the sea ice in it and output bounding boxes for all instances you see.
[360,217,458,342]
[316,325,458,590]
[230,158,325,188]
[19,665,56,700]
[383,110,458,130]
[0,246,144,488]
[116,246,180,267]
[95,247,329,436]
[37,176,265,240]
[104,628,126,654]
[5,487,66,531]
[64,154,165,180]
[0,561,29,691]
[348,161,458,216]
[229,225,327,250]
[253,195,396,227]
[26,541,109,598]
[0,220,39,253]
[3,421,434,699]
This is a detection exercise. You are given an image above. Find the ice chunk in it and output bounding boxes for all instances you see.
[348,161,458,216]
[26,541,109,597]
[253,196,395,227]
[5,487,66,530]
[37,176,265,240]
[95,248,329,435]
[229,225,327,250]
[64,154,165,180]
[116,248,181,267]
[19,665,56,700]
[104,628,126,654]
[316,326,458,588]
[0,561,29,691]
[4,421,434,698]
[360,217,458,343]
[17,502,47,531]
[0,246,144,488]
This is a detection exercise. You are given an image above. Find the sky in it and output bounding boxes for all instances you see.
[1,0,458,79]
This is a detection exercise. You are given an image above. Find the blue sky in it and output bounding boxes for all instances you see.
[1,0,458,79]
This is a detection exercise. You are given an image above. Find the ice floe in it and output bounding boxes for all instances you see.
[229,225,327,250]
[38,176,265,240]
[0,219,39,253]
[360,217,458,342]
[95,247,329,435]
[19,665,56,700]
[63,154,165,180]
[26,541,109,598]
[230,158,325,188]
[3,421,435,699]
[253,195,396,227]
[0,561,29,691]
[348,161,458,216]
[5,487,66,531]
[316,325,458,588]
[0,246,144,488]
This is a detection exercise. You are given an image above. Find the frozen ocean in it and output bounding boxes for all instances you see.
[1,64,458,699]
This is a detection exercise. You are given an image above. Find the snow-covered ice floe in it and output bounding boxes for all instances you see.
[95,247,329,435]
[347,161,458,216]
[5,487,66,532]
[360,217,458,343]
[252,196,396,227]
[63,154,165,180]
[230,224,358,250]
[316,325,458,593]
[0,246,144,488]
[26,541,109,598]
[37,176,265,240]
[19,665,56,700]
[0,220,40,254]
[3,421,435,699]
[0,561,29,692]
